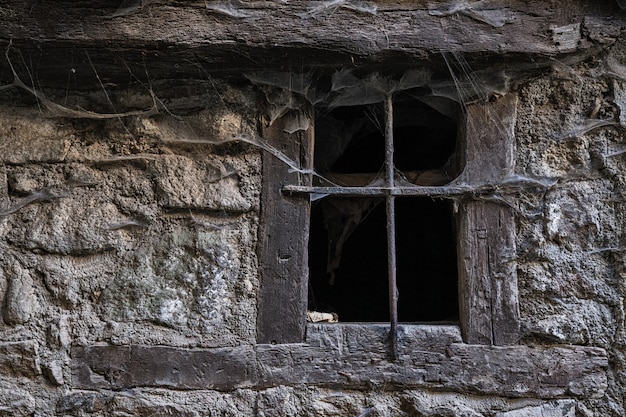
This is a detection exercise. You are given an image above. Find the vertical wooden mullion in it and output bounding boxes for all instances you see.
[384,95,399,360]
[257,110,313,344]
[457,94,520,345]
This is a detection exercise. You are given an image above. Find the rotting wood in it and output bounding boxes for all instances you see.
[459,94,518,185]
[257,113,313,344]
[71,325,608,399]
[71,344,258,390]
[282,183,537,197]
[0,1,623,88]
[458,202,519,345]
[457,94,520,345]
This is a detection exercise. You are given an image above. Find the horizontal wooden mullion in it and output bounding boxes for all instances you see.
[283,185,471,197]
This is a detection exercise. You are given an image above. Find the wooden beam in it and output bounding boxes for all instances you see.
[457,94,520,345]
[256,114,313,344]
[71,325,608,399]
[0,1,623,87]
[0,0,619,54]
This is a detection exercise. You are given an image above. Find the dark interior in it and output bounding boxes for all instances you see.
[308,93,460,323]
[314,92,460,178]
[308,197,459,322]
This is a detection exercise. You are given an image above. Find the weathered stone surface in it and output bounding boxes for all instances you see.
[43,360,65,386]
[6,199,123,255]
[0,386,36,417]
[543,180,617,250]
[58,389,258,416]
[41,253,118,309]
[2,261,37,325]
[523,299,616,346]
[152,155,252,212]
[399,391,549,417]
[0,340,41,377]
[0,108,71,164]
[0,166,7,207]
[513,50,626,413]
[56,392,114,414]
[96,220,257,345]
[494,400,576,417]
[5,164,65,194]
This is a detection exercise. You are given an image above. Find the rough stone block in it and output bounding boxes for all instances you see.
[7,199,123,255]
[43,360,65,386]
[0,387,35,416]
[0,166,7,207]
[0,340,41,377]
[96,223,257,344]
[494,400,576,417]
[56,392,114,414]
[2,262,37,325]
[152,155,252,212]
[544,180,615,250]
[47,315,72,349]
[0,109,71,164]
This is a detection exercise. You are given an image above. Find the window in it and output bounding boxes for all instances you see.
[256,72,520,353]
[305,93,461,357]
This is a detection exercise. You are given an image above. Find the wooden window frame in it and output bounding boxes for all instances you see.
[257,93,520,348]
[70,93,606,398]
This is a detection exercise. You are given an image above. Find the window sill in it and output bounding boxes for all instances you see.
[305,322,463,355]
[72,330,607,399]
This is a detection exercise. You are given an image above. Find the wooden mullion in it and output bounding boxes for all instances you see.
[457,94,520,345]
[384,94,399,361]
[257,112,313,344]
[283,185,471,197]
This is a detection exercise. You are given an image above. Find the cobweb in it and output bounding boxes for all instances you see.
[1,39,624,260]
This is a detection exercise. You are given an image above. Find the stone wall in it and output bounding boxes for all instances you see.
[1,22,626,417]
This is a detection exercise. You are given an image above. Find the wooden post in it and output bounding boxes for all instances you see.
[257,112,313,344]
[457,94,520,345]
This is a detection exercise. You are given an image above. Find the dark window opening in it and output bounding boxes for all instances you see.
[308,197,458,323]
[314,94,460,187]
[308,93,460,324]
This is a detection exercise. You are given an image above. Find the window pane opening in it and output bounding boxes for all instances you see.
[314,104,384,181]
[308,197,458,323]
[314,94,461,187]
[308,90,461,326]
[392,92,460,182]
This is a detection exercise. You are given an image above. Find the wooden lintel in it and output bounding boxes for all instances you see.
[0,1,623,87]
[0,1,619,55]
[71,326,608,399]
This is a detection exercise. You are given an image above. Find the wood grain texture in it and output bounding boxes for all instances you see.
[458,202,520,345]
[72,344,258,390]
[0,1,623,87]
[256,115,312,344]
[457,94,520,345]
[71,325,608,399]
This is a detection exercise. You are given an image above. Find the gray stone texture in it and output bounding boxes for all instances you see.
[0,22,625,416]
[514,44,626,416]
[0,340,41,377]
